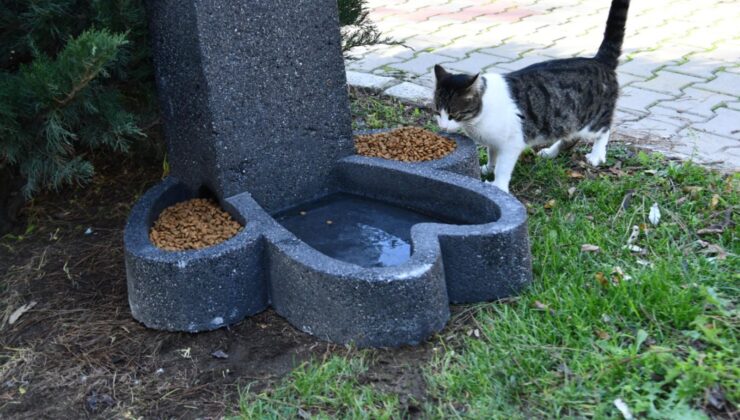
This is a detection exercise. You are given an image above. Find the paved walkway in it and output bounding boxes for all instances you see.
[345,0,740,170]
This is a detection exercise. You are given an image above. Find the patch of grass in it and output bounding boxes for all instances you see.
[237,354,402,419]
[236,96,738,419]
[350,88,434,131]
[426,153,738,418]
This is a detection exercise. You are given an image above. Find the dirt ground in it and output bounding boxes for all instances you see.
[0,137,477,418]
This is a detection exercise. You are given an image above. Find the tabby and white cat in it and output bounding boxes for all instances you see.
[433,0,630,193]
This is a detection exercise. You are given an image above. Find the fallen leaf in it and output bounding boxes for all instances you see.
[710,194,720,210]
[596,330,611,340]
[697,242,729,260]
[8,301,37,325]
[697,228,724,235]
[568,170,584,179]
[683,186,703,197]
[706,385,726,410]
[581,244,601,253]
[644,169,658,176]
[619,191,634,211]
[568,187,577,198]
[467,329,481,338]
[675,196,688,205]
[298,408,312,419]
[595,272,609,287]
[648,203,661,226]
[614,399,634,420]
[636,259,652,267]
[623,244,646,254]
[532,301,555,315]
[544,199,557,209]
[611,266,632,283]
[211,350,229,359]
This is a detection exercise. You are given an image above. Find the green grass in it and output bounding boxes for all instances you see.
[236,99,738,419]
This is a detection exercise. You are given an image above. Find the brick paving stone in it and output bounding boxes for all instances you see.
[619,115,686,139]
[613,109,644,125]
[390,53,455,76]
[411,73,435,89]
[618,87,675,114]
[658,87,736,118]
[618,57,664,78]
[663,60,724,80]
[618,72,644,87]
[649,106,710,124]
[345,71,399,90]
[495,55,557,72]
[402,34,452,52]
[384,82,433,104]
[346,45,415,73]
[437,35,505,59]
[479,43,536,60]
[692,108,740,140]
[675,130,740,166]
[446,52,509,75]
[631,71,704,95]
[694,72,740,98]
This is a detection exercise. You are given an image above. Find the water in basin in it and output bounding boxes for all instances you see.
[275,194,451,268]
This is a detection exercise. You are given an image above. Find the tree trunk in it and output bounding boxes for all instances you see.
[0,166,25,235]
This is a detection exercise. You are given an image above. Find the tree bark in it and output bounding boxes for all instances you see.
[0,166,25,235]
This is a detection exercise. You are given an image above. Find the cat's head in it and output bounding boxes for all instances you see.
[432,64,484,132]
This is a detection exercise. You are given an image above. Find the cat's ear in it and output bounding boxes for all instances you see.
[464,73,481,89]
[434,64,449,81]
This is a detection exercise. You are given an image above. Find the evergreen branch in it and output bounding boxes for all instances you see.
[52,67,97,107]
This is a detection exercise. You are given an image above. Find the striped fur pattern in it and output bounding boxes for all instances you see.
[433,0,630,193]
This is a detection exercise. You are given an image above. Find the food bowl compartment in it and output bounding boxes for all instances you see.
[124,177,268,332]
[353,129,480,179]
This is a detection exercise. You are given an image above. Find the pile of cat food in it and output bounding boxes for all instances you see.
[150,198,243,251]
[354,127,457,162]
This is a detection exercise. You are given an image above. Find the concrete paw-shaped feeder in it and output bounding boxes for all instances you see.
[125,0,532,347]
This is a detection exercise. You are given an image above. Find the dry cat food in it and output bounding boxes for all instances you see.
[354,127,456,162]
[150,198,242,251]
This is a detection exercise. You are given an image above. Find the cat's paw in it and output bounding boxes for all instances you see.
[484,180,509,193]
[537,148,558,159]
[480,164,492,176]
[585,151,606,166]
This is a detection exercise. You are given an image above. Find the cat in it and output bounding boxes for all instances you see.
[432,0,630,193]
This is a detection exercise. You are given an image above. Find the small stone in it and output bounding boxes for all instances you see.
[211,350,229,359]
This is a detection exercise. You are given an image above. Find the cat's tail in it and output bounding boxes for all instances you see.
[594,0,631,69]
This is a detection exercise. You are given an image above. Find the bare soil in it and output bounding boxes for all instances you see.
[0,153,458,419]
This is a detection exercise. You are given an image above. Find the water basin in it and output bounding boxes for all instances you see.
[275,194,454,268]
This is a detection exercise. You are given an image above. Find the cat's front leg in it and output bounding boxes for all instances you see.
[487,142,525,193]
[585,130,610,166]
[480,146,496,177]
